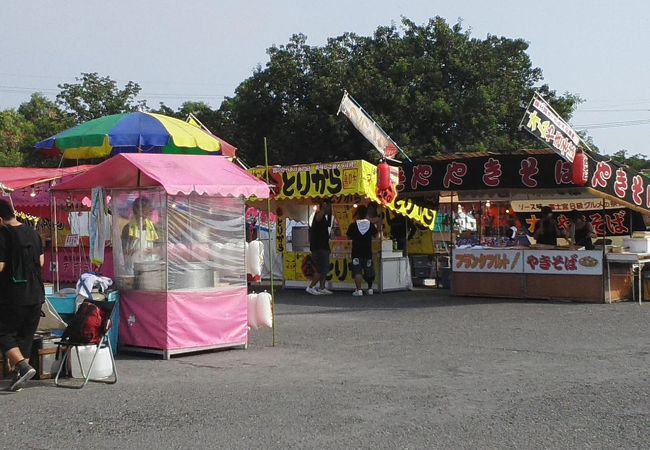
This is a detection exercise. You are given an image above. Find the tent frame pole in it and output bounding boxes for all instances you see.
[264,137,276,347]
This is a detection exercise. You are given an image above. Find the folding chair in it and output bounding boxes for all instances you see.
[55,300,118,389]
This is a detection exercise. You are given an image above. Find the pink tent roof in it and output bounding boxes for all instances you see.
[0,165,94,190]
[52,154,270,198]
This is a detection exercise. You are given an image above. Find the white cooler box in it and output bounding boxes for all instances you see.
[623,238,650,254]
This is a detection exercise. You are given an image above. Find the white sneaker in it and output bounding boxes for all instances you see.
[352,289,363,297]
[318,288,333,295]
[306,286,322,295]
[366,288,374,296]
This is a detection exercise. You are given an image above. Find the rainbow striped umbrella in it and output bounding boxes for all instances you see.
[36,112,221,159]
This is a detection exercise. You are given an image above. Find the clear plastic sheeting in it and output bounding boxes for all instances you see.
[111,189,166,291]
[167,194,246,291]
[110,188,246,292]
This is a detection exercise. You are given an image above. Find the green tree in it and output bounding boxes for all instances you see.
[57,72,146,123]
[18,93,75,167]
[0,110,33,166]
[220,17,581,165]
[610,150,650,172]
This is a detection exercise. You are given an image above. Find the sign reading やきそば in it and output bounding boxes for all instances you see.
[524,250,602,275]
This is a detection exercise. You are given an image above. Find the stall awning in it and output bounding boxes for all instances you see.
[250,160,437,230]
[53,154,270,199]
[0,166,94,190]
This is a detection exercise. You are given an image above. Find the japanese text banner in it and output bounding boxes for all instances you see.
[250,161,437,230]
[337,92,399,158]
[521,95,580,162]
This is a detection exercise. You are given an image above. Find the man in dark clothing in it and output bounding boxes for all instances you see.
[306,201,332,295]
[346,205,379,297]
[0,199,45,391]
[533,206,564,246]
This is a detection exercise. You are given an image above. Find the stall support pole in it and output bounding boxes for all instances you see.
[52,191,60,292]
[264,137,276,347]
[603,198,611,304]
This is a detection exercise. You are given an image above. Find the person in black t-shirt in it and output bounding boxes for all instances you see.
[0,199,44,391]
[533,206,565,246]
[346,205,379,297]
[306,201,332,295]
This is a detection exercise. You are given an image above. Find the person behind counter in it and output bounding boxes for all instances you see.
[533,206,565,246]
[568,210,595,250]
[121,197,161,274]
[347,205,379,297]
[306,200,333,296]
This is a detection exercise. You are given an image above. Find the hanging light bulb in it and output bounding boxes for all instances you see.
[30,188,37,198]
[353,204,358,208]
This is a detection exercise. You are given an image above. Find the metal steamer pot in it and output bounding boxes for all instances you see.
[134,261,167,291]
[169,262,214,290]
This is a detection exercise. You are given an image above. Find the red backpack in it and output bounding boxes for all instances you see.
[62,301,109,345]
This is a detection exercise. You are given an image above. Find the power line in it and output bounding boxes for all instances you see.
[574,119,650,130]
[577,108,650,112]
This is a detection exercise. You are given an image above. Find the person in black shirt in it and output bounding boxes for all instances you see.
[568,210,595,250]
[533,206,564,246]
[306,201,332,295]
[346,205,379,297]
[0,199,44,391]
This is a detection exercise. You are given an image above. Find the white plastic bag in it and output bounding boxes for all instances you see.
[247,293,259,329]
[256,291,273,329]
[247,240,264,276]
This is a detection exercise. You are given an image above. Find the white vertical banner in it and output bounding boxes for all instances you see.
[337,92,399,159]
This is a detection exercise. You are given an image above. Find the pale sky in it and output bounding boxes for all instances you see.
[1,0,649,156]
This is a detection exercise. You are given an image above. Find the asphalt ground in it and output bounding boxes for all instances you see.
[1,288,649,449]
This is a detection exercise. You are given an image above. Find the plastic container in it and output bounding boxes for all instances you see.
[624,238,650,254]
[70,345,113,380]
[47,294,77,314]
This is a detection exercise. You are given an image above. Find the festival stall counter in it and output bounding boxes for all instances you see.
[399,150,650,303]
[250,160,437,292]
[53,154,269,359]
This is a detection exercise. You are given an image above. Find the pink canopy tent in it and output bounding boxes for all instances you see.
[53,154,270,358]
[52,154,268,198]
[0,165,94,207]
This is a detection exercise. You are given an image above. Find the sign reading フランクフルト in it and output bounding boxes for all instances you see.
[521,94,581,163]
[399,153,650,215]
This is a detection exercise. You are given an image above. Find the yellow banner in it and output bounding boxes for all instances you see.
[250,160,437,230]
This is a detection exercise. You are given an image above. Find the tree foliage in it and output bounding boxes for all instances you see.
[610,150,650,172]
[218,17,580,165]
[57,72,146,123]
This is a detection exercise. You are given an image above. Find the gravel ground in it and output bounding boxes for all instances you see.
[1,288,648,449]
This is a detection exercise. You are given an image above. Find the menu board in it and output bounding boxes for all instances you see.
[453,249,602,276]
[523,250,602,276]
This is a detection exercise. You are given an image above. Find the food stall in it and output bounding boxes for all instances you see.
[52,154,269,358]
[0,166,95,283]
[250,160,437,292]
[399,150,650,303]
